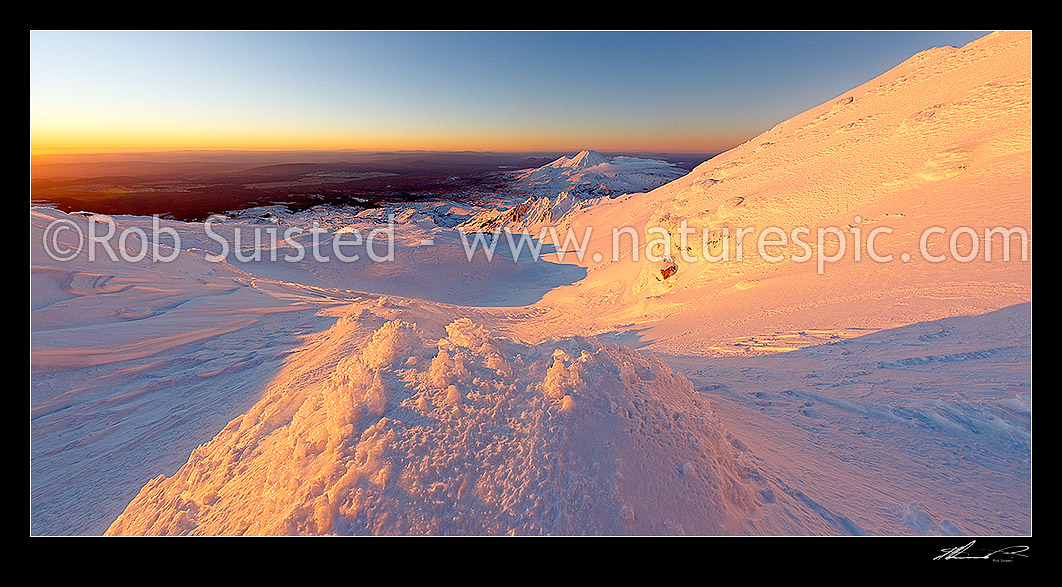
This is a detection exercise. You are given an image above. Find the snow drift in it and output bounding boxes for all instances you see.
[106,302,801,535]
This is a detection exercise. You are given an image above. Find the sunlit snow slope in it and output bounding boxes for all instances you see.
[518,31,1032,356]
[106,303,820,535]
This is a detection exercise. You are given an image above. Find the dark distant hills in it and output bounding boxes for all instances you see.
[30,149,715,221]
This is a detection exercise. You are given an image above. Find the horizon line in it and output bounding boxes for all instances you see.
[30,145,727,158]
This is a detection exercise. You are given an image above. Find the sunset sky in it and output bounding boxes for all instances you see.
[30,30,990,155]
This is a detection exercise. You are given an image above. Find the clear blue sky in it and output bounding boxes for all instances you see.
[30,30,992,154]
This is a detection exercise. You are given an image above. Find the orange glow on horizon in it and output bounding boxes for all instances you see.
[30,136,745,158]
[30,122,751,157]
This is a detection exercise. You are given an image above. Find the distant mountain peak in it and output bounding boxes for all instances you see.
[549,149,608,170]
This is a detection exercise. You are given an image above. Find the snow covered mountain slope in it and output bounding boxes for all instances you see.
[513,31,1032,358]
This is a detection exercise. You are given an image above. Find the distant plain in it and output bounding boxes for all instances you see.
[30,150,712,221]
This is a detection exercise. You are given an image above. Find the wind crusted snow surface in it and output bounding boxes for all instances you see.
[670,302,1031,536]
[105,301,808,536]
[29,207,328,535]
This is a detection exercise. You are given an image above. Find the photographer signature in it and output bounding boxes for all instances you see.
[934,540,1029,561]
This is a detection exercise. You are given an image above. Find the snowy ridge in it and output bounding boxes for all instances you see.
[105,301,812,535]
[457,191,593,234]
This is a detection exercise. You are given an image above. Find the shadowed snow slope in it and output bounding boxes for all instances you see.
[29,208,329,535]
[667,301,1031,536]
